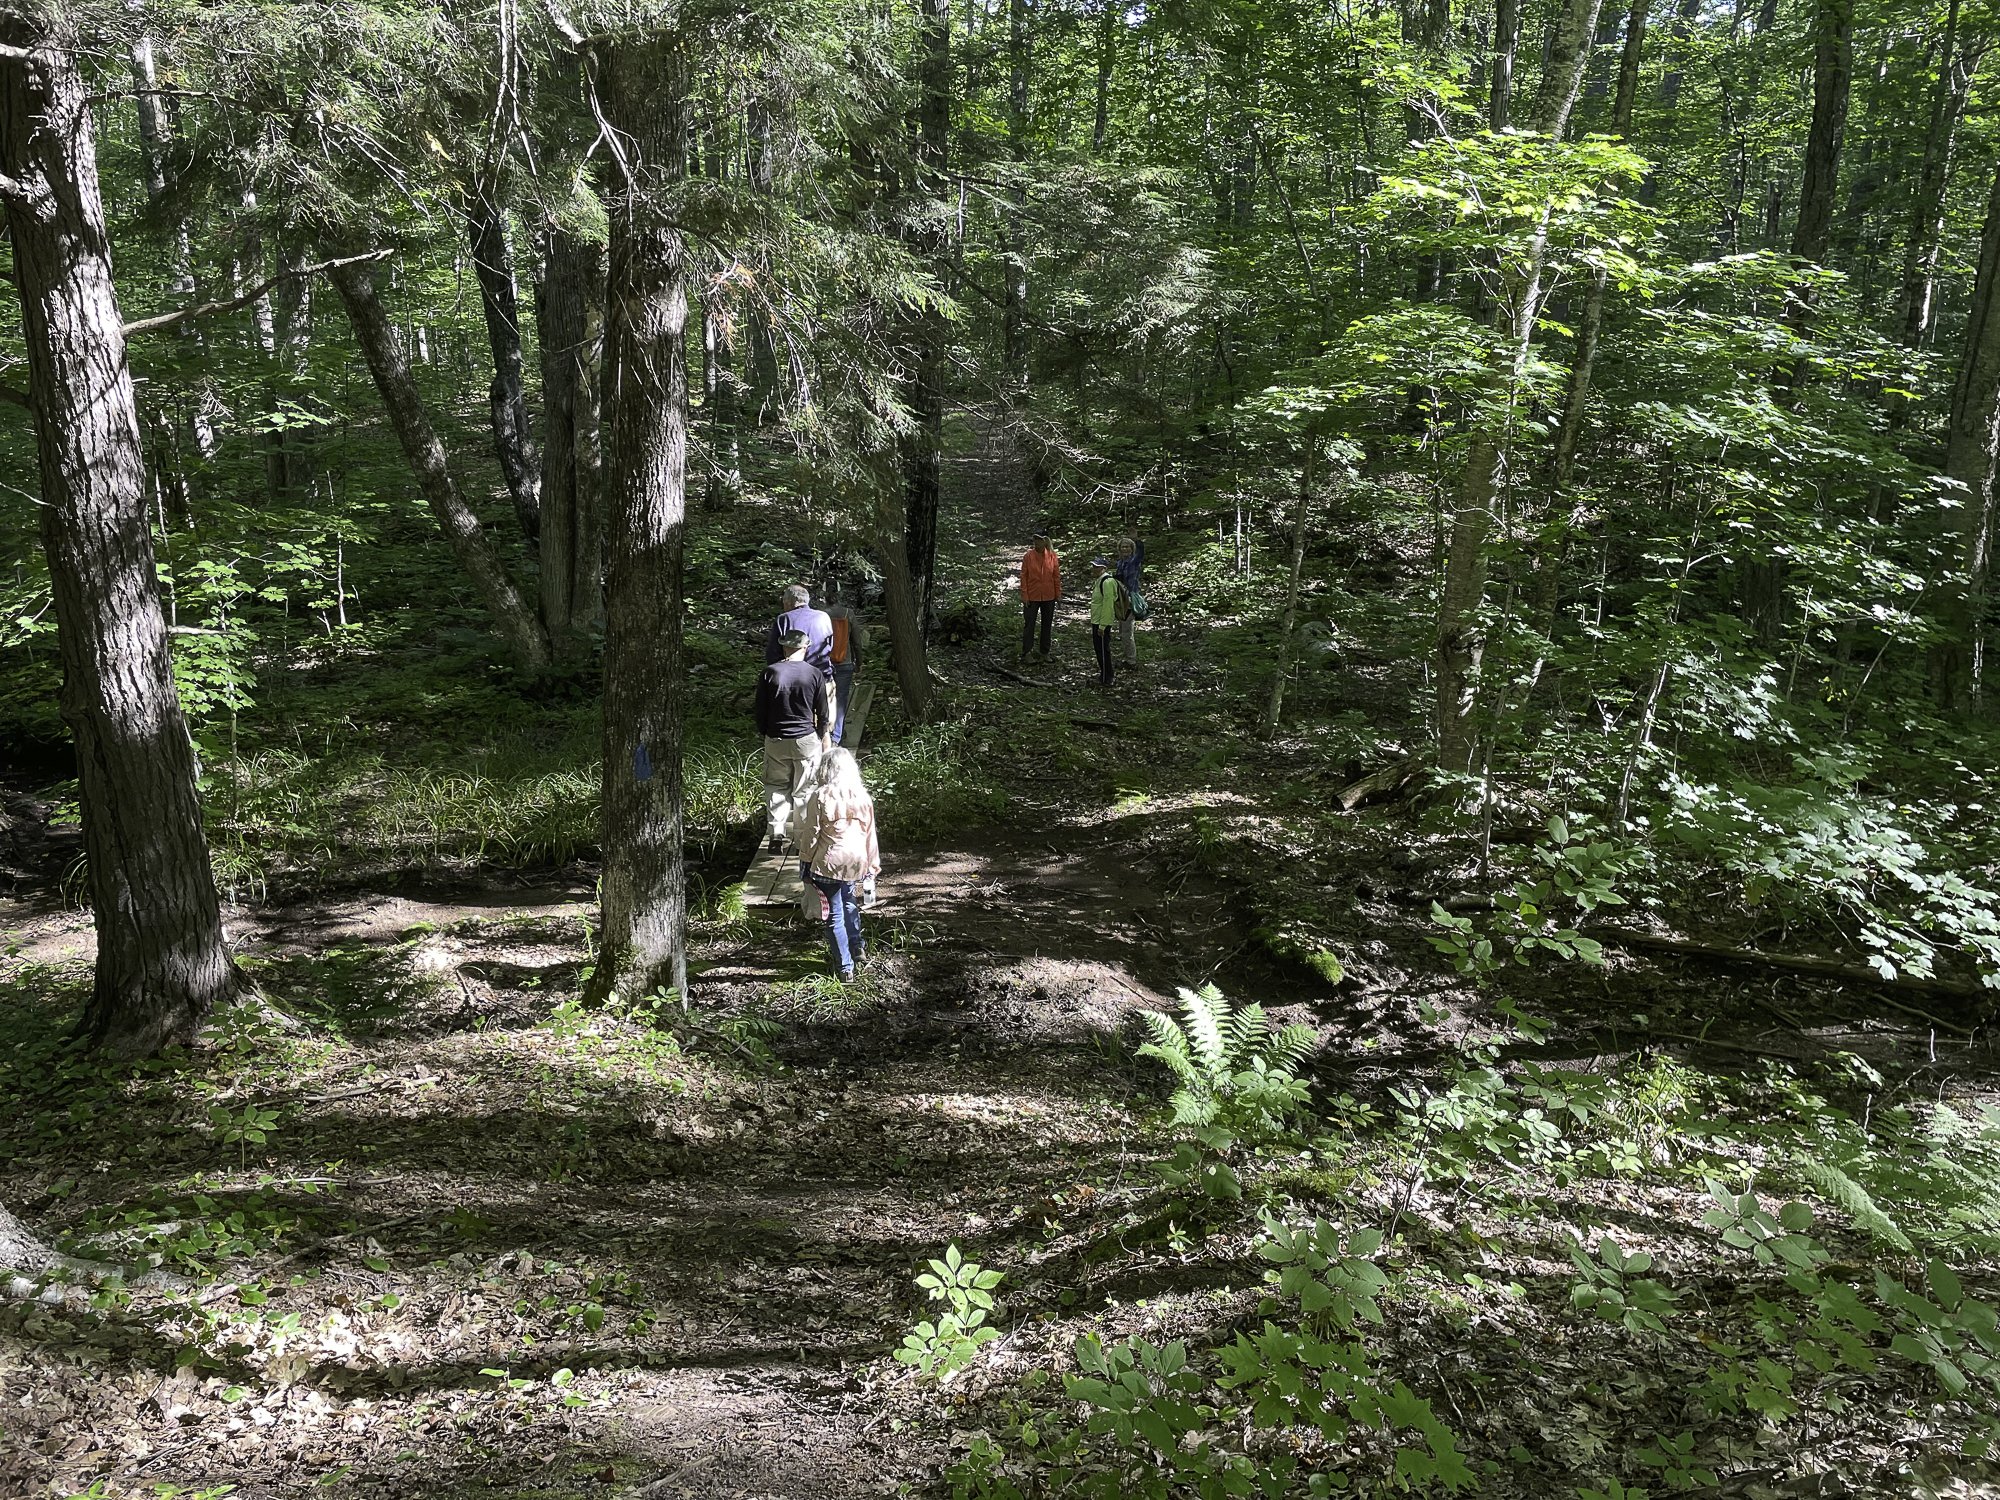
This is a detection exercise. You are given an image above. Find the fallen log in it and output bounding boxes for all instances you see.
[1590,926,1992,1013]
[1337,756,1424,811]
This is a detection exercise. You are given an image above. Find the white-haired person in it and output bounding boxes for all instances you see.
[791,748,882,982]
[763,582,836,741]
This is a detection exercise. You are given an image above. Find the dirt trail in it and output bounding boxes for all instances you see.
[2,428,1256,1500]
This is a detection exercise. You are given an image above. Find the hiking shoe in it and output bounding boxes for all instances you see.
[768,834,784,852]
[839,968,856,983]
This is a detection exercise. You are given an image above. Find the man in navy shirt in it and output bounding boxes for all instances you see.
[755,630,831,850]
[764,583,835,730]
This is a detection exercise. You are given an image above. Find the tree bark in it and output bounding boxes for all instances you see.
[1262,438,1317,738]
[1528,0,1608,139]
[1,18,239,1059]
[1547,0,1645,497]
[328,258,552,673]
[1895,0,1979,348]
[1092,0,1117,155]
[1790,0,1854,267]
[591,31,693,1002]
[746,85,783,419]
[466,177,542,542]
[1609,0,1651,138]
[1945,163,2000,707]
[1001,0,1031,396]
[1490,0,1521,128]
[903,0,951,632]
[535,226,605,642]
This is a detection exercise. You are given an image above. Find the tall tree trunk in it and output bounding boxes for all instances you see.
[1548,0,1646,495]
[746,86,783,419]
[1790,0,1854,268]
[466,177,542,542]
[1263,438,1317,738]
[1434,0,1604,770]
[1001,0,1031,395]
[1945,165,2000,707]
[535,226,605,642]
[878,499,933,723]
[127,24,212,486]
[1490,0,1521,128]
[328,259,552,672]
[903,0,951,632]
[1609,0,1651,137]
[701,136,742,509]
[1092,0,1117,154]
[1896,0,1977,348]
[592,32,693,1001]
[1,19,239,1059]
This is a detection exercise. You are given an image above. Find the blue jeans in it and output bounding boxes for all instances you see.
[807,870,864,974]
[832,662,857,744]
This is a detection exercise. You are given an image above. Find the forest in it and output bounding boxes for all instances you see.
[3,0,2000,1493]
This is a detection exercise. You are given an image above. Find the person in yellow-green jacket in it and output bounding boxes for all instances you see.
[1087,557,1128,688]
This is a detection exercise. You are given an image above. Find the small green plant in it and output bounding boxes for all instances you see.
[1427,815,1632,980]
[895,1243,1005,1381]
[1568,1235,1682,1334]
[1137,984,1313,1201]
[207,1103,280,1172]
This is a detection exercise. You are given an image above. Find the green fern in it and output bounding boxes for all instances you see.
[1797,1156,1915,1254]
[1136,985,1314,1141]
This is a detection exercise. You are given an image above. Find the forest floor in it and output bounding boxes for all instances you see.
[5,422,2000,1499]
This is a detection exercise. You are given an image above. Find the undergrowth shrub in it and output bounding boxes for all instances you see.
[865,717,1010,840]
[1137,984,1313,1201]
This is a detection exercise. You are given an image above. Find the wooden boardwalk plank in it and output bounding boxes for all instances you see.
[842,682,877,750]
[744,843,803,907]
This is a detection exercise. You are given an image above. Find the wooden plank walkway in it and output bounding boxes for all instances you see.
[739,680,880,911]
[744,841,805,909]
[843,681,877,750]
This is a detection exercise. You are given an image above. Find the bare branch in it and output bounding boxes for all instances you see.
[122,249,392,338]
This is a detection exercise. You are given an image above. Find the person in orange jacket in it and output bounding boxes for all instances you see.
[1018,533,1061,662]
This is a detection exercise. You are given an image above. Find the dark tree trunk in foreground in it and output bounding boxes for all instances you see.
[536,226,605,641]
[329,259,552,672]
[467,178,542,542]
[592,30,692,1001]
[1,19,239,1058]
[1946,164,2000,707]
[903,0,951,632]
[1790,0,1853,268]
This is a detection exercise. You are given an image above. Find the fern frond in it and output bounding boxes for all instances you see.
[1269,1022,1316,1073]
[1227,1002,1271,1059]
[1140,1009,1189,1056]
[1799,1156,1915,1254]
[1178,986,1228,1076]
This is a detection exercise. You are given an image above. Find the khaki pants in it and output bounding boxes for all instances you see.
[763,734,822,842]
[1120,615,1137,665]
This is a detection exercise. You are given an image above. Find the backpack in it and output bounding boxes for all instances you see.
[1126,587,1150,621]
[831,614,851,665]
[1112,578,1133,622]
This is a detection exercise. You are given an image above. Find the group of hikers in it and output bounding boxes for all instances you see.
[1019,532,1148,687]
[752,583,880,982]
[750,531,1148,980]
